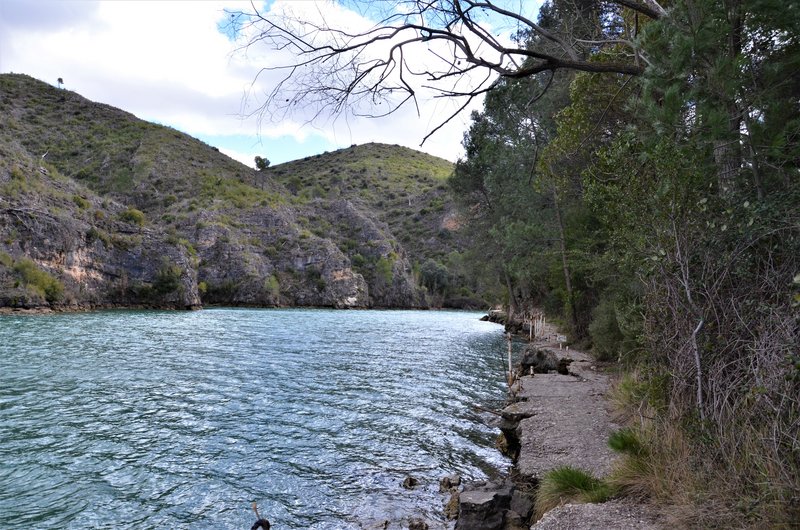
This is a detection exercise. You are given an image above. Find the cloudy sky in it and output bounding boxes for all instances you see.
[0,0,542,167]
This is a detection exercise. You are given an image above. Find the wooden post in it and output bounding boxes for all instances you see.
[506,333,513,386]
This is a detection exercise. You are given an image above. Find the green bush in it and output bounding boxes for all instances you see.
[375,256,394,284]
[588,297,624,361]
[0,251,13,268]
[153,262,182,294]
[534,466,616,519]
[13,258,64,303]
[86,227,111,247]
[264,274,280,299]
[351,253,367,268]
[72,195,91,209]
[119,207,146,226]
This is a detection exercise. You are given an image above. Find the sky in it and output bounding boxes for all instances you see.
[0,0,542,167]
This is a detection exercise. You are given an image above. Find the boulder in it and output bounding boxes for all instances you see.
[402,476,418,490]
[408,518,429,530]
[504,510,528,530]
[439,474,461,492]
[454,481,513,530]
[510,489,535,521]
[520,346,559,374]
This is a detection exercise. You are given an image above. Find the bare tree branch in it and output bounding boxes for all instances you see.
[228,0,661,142]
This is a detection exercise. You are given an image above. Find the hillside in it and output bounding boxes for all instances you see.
[0,73,477,310]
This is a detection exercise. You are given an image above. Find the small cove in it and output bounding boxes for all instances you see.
[0,308,509,528]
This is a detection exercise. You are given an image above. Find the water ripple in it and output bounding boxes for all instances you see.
[0,309,508,528]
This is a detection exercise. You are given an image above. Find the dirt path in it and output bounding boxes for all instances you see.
[500,336,663,529]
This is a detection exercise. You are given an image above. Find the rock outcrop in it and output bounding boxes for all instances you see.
[455,480,513,530]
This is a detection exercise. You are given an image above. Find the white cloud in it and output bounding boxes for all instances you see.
[218,146,257,168]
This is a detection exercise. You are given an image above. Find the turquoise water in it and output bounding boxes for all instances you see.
[0,309,508,529]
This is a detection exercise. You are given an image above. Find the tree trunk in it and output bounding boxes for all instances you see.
[552,186,578,332]
[503,269,519,321]
[715,0,744,195]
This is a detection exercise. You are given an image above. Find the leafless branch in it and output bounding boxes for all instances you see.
[228,0,660,141]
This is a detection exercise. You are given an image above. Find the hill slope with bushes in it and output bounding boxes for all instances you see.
[0,73,477,310]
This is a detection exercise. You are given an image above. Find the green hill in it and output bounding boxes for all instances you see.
[0,73,479,310]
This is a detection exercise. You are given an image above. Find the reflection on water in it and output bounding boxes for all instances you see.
[0,309,508,529]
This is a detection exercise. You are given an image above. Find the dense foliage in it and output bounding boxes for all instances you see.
[450,0,799,524]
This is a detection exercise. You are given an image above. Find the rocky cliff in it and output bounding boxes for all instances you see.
[0,73,467,310]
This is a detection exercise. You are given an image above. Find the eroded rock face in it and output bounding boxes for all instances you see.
[0,203,200,309]
[319,200,426,308]
[0,74,451,311]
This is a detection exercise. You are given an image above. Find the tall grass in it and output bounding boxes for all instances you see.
[534,466,616,519]
[608,369,800,528]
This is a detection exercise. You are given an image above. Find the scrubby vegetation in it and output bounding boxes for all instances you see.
[0,73,464,309]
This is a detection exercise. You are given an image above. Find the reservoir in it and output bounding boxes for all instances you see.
[0,309,508,528]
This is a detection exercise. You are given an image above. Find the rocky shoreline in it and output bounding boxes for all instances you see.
[446,315,662,530]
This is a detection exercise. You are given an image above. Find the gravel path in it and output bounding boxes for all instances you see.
[506,346,618,481]
[500,338,664,529]
[531,499,662,530]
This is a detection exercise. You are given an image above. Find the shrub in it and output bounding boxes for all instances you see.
[264,274,280,299]
[13,258,64,303]
[153,261,182,294]
[375,256,394,284]
[86,227,111,247]
[588,297,624,361]
[306,268,326,291]
[351,253,367,268]
[72,195,91,209]
[119,207,146,226]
